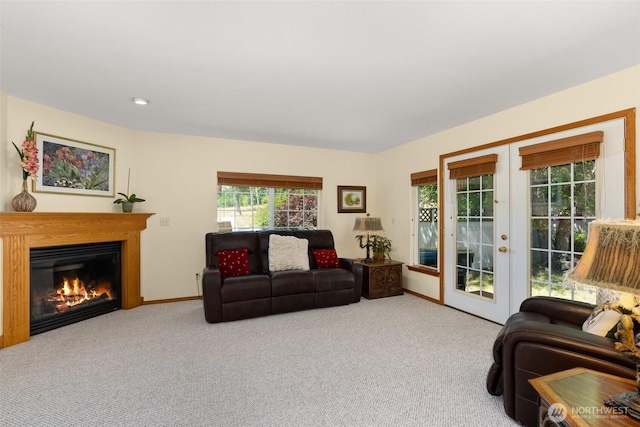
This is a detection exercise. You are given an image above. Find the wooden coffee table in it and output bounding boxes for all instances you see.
[529,367,637,426]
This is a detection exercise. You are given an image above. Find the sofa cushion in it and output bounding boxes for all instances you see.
[206,231,262,273]
[296,230,335,269]
[271,270,315,296]
[268,234,310,272]
[312,268,354,292]
[217,248,250,278]
[582,305,622,337]
[312,249,341,268]
[221,275,271,303]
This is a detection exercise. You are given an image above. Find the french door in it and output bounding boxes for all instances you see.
[443,146,511,324]
[442,118,627,325]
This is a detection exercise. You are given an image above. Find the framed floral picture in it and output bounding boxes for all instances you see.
[337,186,366,213]
[34,132,115,197]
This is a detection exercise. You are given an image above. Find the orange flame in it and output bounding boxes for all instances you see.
[52,276,112,311]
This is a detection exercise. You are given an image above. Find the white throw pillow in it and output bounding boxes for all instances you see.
[582,306,621,336]
[268,235,310,272]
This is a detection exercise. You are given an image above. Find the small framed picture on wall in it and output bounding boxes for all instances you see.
[337,186,366,213]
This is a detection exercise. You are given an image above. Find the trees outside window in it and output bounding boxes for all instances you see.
[217,186,318,231]
[529,160,596,303]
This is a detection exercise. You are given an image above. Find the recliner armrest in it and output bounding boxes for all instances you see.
[339,258,363,302]
[519,296,595,327]
[503,320,634,369]
[202,267,222,323]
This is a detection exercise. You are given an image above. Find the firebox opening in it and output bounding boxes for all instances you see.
[30,242,121,335]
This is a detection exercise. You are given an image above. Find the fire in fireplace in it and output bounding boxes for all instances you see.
[30,242,121,335]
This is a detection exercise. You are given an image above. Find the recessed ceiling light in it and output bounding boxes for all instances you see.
[130,97,149,105]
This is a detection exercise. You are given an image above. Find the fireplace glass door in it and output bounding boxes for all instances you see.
[30,242,121,335]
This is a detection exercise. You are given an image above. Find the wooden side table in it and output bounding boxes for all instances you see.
[529,367,637,426]
[358,259,403,299]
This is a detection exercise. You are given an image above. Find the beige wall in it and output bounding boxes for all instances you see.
[1,64,639,335]
[0,94,375,334]
[374,65,640,300]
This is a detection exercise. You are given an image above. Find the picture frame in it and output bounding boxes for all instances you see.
[34,132,116,197]
[337,186,366,213]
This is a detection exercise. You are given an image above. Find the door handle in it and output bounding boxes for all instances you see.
[498,246,508,253]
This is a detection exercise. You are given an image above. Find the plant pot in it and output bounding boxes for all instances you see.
[122,202,134,213]
[373,254,386,262]
[12,180,37,212]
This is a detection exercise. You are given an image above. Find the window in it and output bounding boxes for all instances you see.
[411,170,438,269]
[529,161,596,303]
[520,131,603,304]
[455,174,495,299]
[216,172,321,231]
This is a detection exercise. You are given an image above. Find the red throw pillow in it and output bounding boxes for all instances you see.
[217,248,250,278]
[312,249,341,268]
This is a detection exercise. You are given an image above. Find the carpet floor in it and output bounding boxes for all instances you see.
[0,294,517,426]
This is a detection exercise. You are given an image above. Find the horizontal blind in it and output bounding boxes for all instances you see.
[519,131,604,170]
[448,154,498,180]
[217,172,323,190]
[411,169,437,186]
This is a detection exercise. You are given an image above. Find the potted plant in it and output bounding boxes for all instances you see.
[371,235,392,261]
[114,169,145,212]
[113,193,145,212]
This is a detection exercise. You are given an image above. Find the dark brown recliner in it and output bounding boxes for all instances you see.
[487,296,636,427]
[202,229,363,323]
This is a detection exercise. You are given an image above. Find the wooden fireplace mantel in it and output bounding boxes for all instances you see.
[0,212,154,348]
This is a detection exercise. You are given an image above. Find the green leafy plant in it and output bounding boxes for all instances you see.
[371,235,392,260]
[113,169,145,205]
[113,192,145,204]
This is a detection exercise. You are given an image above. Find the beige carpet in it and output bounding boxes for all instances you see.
[0,294,517,426]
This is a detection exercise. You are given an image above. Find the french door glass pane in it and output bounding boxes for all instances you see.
[456,174,494,300]
[528,161,596,304]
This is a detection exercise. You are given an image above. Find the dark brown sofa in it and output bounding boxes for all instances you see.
[486,296,636,427]
[202,229,363,323]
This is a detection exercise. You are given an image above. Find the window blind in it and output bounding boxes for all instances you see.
[217,172,323,190]
[411,169,437,186]
[448,154,498,180]
[519,131,604,170]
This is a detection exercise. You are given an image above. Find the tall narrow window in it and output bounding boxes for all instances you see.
[217,172,321,231]
[411,170,438,269]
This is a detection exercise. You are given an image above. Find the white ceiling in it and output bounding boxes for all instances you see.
[1,1,639,153]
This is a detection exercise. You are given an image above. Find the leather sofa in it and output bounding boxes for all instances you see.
[486,296,636,427]
[202,229,363,323]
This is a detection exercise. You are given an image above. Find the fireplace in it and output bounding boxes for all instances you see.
[0,212,153,348]
[30,242,121,335]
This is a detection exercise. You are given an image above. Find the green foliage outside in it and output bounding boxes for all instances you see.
[419,183,437,208]
[217,186,317,230]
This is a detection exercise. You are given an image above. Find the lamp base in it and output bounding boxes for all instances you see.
[605,391,640,420]
[362,257,374,264]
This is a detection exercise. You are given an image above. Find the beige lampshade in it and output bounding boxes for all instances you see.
[566,220,640,295]
[353,216,384,236]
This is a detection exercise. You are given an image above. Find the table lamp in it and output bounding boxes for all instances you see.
[353,214,384,263]
[565,219,640,418]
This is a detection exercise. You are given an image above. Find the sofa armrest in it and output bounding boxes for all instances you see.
[339,258,363,302]
[503,320,633,367]
[202,267,222,323]
[519,296,595,327]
